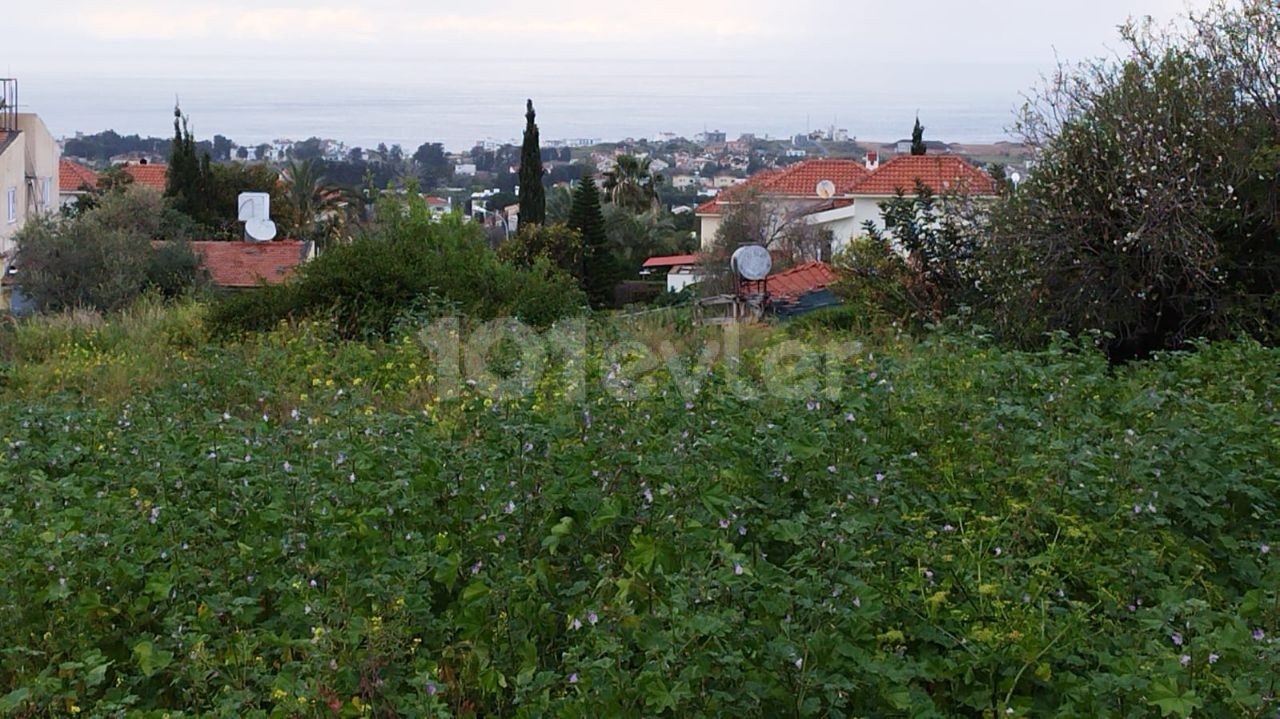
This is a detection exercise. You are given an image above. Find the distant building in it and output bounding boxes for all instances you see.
[454,163,477,177]
[642,254,703,293]
[671,175,699,190]
[695,155,998,255]
[696,130,727,145]
[59,158,99,209]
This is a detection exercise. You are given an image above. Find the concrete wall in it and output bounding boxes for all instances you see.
[0,132,27,261]
[17,114,59,217]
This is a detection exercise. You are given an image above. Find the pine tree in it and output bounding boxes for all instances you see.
[910,115,927,155]
[569,176,614,308]
[518,100,546,227]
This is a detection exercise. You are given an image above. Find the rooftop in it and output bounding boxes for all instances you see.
[60,159,99,193]
[124,163,168,191]
[642,254,700,269]
[767,261,837,302]
[186,240,311,288]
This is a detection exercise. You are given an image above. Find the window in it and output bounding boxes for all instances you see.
[6,187,15,223]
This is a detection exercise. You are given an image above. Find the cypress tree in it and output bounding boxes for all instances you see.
[910,115,927,155]
[166,105,214,224]
[569,176,614,308]
[518,100,546,227]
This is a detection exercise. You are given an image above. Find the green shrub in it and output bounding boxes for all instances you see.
[208,201,586,339]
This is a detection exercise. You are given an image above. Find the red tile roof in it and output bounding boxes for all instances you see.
[697,156,996,216]
[124,163,168,191]
[60,159,99,192]
[188,240,311,288]
[642,254,700,269]
[849,155,997,196]
[768,261,838,301]
[758,159,870,195]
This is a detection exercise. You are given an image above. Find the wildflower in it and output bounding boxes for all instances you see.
[1147,503,1156,513]
[942,524,955,532]
[827,465,837,474]
[719,518,730,529]
[875,473,885,482]
[569,672,578,684]
[504,501,516,514]
[587,611,598,625]
[738,525,747,536]
[871,496,879,506]
[426,682,438,696]
[1262,544,1271,554]
[845,413,855,422]
[1134,505,1143,514]
[993,547,1003,556]
[794,657,803,669]
[852,596,861,608]
[1171,633,1183,646]
[1253,629,1265,641]
[470,561,483,575]
[734,563,744,576]
[290,409,300,420]
[643,488,654,504]
[1180,655,1191,666]
[570,617,582,630]
[283,461,293,472]
[1208,653,1219,664]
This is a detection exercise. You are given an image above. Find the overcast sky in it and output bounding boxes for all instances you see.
[8,0,1207,81]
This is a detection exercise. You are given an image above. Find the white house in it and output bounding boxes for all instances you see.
[1,100,60,308]
[641,254,703,293]
[671,174,699,190]
[696,154,998,255]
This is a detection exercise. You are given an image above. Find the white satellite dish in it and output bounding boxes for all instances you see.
[1008,171,1022,187]
[731,245,773,281]
[245,218,278,242]
[815,180,836,199]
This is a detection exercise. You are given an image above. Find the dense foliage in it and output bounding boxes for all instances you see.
[16,188,205,312]
[568,177,616,309]
[0,308,1276,716]
[987,5,1279,359]
[207,195,585,339]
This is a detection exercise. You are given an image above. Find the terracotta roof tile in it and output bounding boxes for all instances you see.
[768,261,837,301]
[60,159,99,192]
[188,240,310,288]
[124,163,168,191]
[758,159,870,195]
[850,155,997,196]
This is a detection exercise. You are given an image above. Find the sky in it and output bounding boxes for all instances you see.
[3,0,1212,147]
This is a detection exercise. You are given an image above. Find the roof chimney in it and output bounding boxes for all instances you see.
[865,151,879,171]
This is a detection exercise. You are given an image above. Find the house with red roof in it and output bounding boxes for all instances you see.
[164,240,315,289]
[641,253,703,293]
[59,159,99,209]
[697,154,998,256]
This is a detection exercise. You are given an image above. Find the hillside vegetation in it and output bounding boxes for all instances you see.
[0,308,1276,717]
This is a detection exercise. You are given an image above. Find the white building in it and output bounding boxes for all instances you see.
[695,154,998,255]
[1,105,60,304]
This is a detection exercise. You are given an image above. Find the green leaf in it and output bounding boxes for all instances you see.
[133,640,174,678]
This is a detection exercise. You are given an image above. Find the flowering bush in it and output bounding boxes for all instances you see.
[0,313,1277,717]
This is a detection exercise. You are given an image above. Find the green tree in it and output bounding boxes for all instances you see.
[519,100,546,227]
[497,222,584,279]
[602,154,664,212]
[569,177,614,308]
[910,115,927,155]
[165,105,207,216]
[281,159,350,247]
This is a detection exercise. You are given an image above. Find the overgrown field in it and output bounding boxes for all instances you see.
[0,308,1278,717]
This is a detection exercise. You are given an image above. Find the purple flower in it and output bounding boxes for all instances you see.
[426,681,438,696]
[1262,544,1271,554]
[734,563,744,576]
[942,524,955,532]
[504,501,516,514]
[1253,629,1266,641]
[827,465,837,474]
[282,461,293,472]
[569,617,582,630]
[1208,653,1219,664]
[587,611,598,625]
[1134,504,1143,514]
[875,473,885,482]
[845,413,855,422]
[568,672,578,684]
[871,496,879,507]
[1180,654,1191,666]
[719,518,730,529]
[1171,633,1183,646]
[738,525,747,536]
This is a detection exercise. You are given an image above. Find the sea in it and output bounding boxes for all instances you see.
[18,61,1028,152]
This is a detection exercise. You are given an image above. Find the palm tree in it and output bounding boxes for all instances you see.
[601,155,664,213]
[280,159,351,246]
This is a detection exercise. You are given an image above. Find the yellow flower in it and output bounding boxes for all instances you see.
[129,487,138,499]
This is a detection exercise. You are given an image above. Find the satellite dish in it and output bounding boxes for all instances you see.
[1008,171,1022,186]
[731,245,773,281]
[245,218,278,242]
[815,180,836,199]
